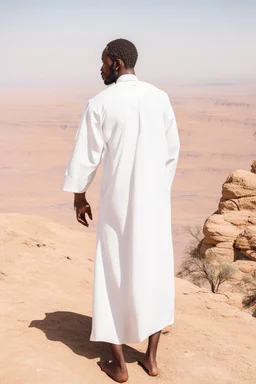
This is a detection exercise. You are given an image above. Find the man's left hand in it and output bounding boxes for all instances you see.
[74,194,93,227]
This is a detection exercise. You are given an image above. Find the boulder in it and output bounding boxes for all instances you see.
[233,260,256,275]
[223,211,250,227]
[199,239,235,262]
[251,160,256,174]
[244,250,256,261]
[215,241,234,249]
[235,233,250,250]
[203,212,248,245]
[235,221,256,261]
[204,246,235,263]
[219,196,256,213]
[221,170,256,199]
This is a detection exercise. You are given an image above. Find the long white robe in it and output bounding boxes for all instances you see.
[62,74,180,344]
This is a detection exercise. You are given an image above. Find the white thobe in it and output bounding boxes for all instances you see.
[62,74,180,344]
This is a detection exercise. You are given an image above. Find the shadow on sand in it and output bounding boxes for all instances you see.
[29,311,140,363]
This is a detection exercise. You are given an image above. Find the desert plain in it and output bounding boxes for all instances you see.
[0,80,256,383]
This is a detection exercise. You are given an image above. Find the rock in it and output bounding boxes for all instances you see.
[222,211,250,227]
[244,250,256,261]
[251,160,256,174]
[199,163,256,279]
[231,268,245,281]
[221,170,256,199]
[204,246,235,263]
[233,260,256,275]
[235,223,256,261]
[219,196,256,213]
[199,241,213,255]
[249,215,256,225]
[219,168,256,212]
[215,241,235,249]
[235,234,250,250]
[203,212,246,245]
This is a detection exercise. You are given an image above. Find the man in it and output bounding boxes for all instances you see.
[62,38,180,383]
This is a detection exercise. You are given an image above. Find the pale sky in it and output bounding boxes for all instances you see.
[1,0,256,87]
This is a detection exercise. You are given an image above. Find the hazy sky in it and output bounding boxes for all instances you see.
[1,0,256,87]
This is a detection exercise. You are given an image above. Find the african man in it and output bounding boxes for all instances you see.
[62,38,180,383]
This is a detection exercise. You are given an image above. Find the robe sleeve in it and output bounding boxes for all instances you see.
[164,94,180,186]
[62,101,105,193]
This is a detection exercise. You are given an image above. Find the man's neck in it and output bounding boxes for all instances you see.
[117,68,136,79]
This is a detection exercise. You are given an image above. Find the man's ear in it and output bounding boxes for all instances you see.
[115,59,123,71]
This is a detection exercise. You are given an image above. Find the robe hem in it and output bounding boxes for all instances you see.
[89,319,174,345]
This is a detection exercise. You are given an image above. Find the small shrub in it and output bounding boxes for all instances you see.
[177,226,235,293]
[242,275,256,317]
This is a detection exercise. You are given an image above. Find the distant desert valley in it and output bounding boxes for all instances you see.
[1,81,255,262]
[1,81,256,383]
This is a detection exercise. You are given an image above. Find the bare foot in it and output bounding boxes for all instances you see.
[137,353,160,376]
[98,359,128,383]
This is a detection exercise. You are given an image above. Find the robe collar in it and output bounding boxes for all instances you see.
[117,74,138,83]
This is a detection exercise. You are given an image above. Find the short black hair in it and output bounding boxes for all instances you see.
[106,38,138,69]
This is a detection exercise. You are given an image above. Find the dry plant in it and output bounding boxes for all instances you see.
[242,274,256,317]
[177,226,235,293]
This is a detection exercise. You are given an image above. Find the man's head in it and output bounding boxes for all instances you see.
[101,38,138,85]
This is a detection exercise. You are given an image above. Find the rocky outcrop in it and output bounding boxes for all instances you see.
[218,165,256,213]
[200,161,256,276]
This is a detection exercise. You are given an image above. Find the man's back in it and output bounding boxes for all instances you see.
[91,74,171,146]
[89,75,177,207]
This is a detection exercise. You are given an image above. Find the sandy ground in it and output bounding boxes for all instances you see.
[1,83,256,268]
[0,213,255,384]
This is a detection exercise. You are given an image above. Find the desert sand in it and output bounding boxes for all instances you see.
[0,213,255,384]
[1,82,256,266]
[1,82,256,383]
